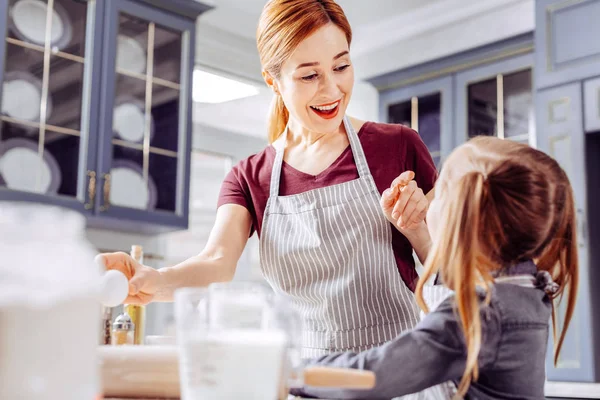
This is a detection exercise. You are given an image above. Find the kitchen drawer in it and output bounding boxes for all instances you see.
[584,77,600,133]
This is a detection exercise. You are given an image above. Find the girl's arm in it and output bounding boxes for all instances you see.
[292,298,500,399]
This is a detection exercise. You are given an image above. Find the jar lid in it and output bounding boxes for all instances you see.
[113,312,135,331]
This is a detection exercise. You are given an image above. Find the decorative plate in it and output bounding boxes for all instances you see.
[1,71,53,122]
[113,97,154,144]
[116,34,146,75]
[109,159,157,210]
[9,0,73,50]
[0,137,62,194]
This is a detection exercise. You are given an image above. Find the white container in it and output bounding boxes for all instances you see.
[0,203,102,400]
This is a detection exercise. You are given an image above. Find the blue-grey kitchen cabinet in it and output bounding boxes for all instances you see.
[536,82,600,382]
[0,0,212,233]
[535,0,600,89]
[584,76,600,133]
[379,76,453,169]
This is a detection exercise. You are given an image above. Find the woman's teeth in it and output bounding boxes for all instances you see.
[311,102,339,111]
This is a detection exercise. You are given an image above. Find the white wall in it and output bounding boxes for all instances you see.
[347,80,380,122]
[192,86,272,139]
[85,228,165,263]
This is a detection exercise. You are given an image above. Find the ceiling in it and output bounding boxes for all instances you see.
[192,0,534,138]
[200,0,426,41]
[195,0,533,79]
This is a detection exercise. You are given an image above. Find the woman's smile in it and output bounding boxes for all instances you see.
[309,99,341,119]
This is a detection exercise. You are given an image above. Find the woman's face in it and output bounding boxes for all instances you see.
[271,23,354,134]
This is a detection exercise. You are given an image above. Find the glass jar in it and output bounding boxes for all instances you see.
[0,203,102,400]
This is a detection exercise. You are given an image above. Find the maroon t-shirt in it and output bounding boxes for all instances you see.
[217,122,437,291]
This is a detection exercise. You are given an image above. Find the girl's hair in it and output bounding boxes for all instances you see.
[520,145,579,366]
[256,0,352,143]
[415,136,578,397]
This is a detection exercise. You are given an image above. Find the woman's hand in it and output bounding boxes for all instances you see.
[380,170,429,231]
[95,252,161,305]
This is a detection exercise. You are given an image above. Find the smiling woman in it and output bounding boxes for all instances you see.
[97,1,448,398]
[257,0,353,142]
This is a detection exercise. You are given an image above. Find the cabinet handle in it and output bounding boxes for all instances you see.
[99,173,111,212]
[84,170,96,209]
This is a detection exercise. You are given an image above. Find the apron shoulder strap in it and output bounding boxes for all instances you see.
[269,130,287,198]
[343,116,370,178]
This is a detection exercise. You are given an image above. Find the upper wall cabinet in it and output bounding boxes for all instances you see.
[379,76,453,168]
[535,0,600,89]
[455,53,534,148]
[0,0,212,233]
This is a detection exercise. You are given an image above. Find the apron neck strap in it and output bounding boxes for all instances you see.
[343,116,370,178]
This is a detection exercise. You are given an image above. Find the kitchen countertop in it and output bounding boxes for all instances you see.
[103,395,314,400]
[105,397,313,400]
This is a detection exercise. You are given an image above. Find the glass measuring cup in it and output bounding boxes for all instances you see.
[174,283,290,400]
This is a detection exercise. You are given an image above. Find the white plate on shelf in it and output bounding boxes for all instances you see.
[116,35,146,75]
[1,71,52,122]
[9,0,72,49]
[113,97,154,144]
[109,159,157,210]
[0,138,61,194]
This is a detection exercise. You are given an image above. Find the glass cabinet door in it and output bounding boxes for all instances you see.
[388,95,442,167]
[97,0,195,228]
[456,53,534,147]
[381,77,453,169]
[0,0,100,209]
[467,69,533,143]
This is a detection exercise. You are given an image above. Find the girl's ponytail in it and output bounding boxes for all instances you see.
[417,171,493,398]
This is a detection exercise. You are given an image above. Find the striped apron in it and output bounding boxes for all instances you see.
[260,118,419,357]
[260,116,455,399]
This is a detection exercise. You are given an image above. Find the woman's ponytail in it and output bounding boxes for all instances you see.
[268,94,289,143]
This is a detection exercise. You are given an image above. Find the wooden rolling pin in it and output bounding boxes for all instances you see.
[99,346,180,398]
[98,346,375,398]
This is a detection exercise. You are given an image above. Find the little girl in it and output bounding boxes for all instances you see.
[291,136,579,399]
